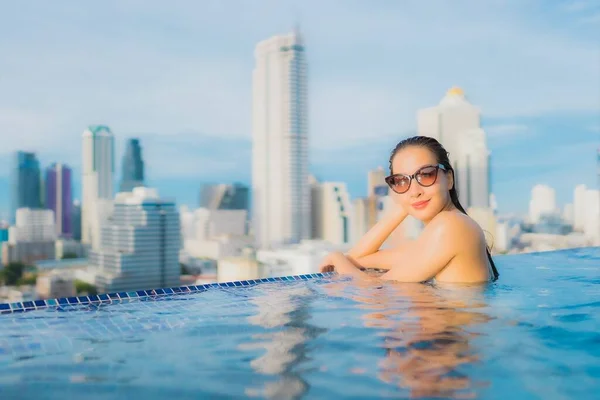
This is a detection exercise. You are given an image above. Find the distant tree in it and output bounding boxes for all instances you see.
[0,262,26,286]
[17,273,38,286]
[74,280,97,296]
[180,263,190,275]
[61,252,79,260]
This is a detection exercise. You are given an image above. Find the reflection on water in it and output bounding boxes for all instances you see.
[239,283,327,399]
[323,278,493,399]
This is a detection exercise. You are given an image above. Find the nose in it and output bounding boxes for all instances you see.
[408,178,424,198]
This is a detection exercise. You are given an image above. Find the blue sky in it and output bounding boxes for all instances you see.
[0,0,599,220]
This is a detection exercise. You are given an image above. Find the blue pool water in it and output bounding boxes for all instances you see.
[0,247,599,399]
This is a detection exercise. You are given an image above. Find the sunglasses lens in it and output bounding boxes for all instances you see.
[387,175,410,193]
[416,167,438,187]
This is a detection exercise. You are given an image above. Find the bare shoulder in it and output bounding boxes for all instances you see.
[425,210,484,244]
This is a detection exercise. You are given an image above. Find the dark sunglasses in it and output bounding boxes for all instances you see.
[384,164,447,194]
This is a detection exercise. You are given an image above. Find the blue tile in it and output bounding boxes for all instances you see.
[98,294,109,301]
[163,288,173,294]
[88,295,100,302]
[240,280,249,286]
[58,298,69,305]
[0,303,9,311]
[10,302,23,311]
[154,289,165,295]
[108,293,120,300]
[172,287,182,293]
[218,283,228,287]
[118,292,129,299]
[77,296,90,304]
[136,290,147,297]
[127,291,138,298]
[226,282,235,287]
[267,278,275,282]
[34,300,46,308]
[46,299,57,306]
[67,297,79,305]
[234,281,242,287]
[22,301,35,309]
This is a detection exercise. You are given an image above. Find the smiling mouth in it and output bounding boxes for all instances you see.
[412,199,430,209]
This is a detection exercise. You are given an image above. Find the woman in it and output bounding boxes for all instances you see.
[320,136,499,283]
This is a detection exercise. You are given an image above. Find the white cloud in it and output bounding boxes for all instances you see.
[588,125,600,133]
[580,12,600,24]
[486,124,529,137]
[0,0,598,175]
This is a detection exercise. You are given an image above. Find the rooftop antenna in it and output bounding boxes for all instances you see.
[292,3,302,44]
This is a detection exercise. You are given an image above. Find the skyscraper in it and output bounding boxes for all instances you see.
[10,151,42,222]
[199,183,249,210]
[252,30,310,248]
[529,184,557,224]
[120,138,145,192]
[82,125,115,247]
[310,180,352,245]
[91,188,180,293]
[71,200,81,241]
[45,163,72,237]
[417,88,491,209]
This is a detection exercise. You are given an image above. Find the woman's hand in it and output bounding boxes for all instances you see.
[319,252,361,275]
[319,252,336,273]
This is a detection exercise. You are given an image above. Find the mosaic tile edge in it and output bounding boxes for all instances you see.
[0,272,334,315]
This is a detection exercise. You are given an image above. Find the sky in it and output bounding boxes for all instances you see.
[0,0,599,220]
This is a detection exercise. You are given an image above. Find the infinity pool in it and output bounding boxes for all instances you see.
[0,247,598,399]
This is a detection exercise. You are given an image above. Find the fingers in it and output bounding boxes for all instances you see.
[320,264,335,273]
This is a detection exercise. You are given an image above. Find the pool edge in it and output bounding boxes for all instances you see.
[0,272,334,315]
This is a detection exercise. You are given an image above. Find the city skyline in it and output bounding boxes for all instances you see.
[0,1,599,218]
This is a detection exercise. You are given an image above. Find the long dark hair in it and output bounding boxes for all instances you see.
[389,135,499,280]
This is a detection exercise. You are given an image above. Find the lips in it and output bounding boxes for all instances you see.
[411,199,430,210]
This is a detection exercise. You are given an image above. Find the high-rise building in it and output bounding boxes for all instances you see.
[529,184,557,224]
[91,188,180,293]
[1,208,56,265]
[252,30,310,249]
[45,163,72,238]
[311,181,352,245]
[199,183,249,211]
[82,125,115,248]
[573,184,587,232]
[417,87,490,209]
[119,138,145,192]
[368,167,388,197]
[71,200,82,241]
[10,151,42,222]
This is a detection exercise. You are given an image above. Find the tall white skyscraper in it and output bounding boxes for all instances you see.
[252,30,309,248]
[417,87,491,209]
[82,125,115,248]
[529,184,557,223]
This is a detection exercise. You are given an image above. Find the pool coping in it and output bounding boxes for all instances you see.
[0,272,333,315]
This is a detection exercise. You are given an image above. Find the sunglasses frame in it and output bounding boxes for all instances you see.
[384,163,447,194]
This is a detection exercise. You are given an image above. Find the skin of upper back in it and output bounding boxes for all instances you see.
[423,210,492,283]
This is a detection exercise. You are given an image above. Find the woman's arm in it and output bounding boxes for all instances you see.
[346,205,408,266]
[321,252,375,280]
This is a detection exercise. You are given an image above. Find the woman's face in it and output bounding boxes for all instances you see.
[389,146,453,223]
